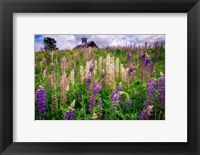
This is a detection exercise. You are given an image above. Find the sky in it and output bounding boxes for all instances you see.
[34,34,165,52]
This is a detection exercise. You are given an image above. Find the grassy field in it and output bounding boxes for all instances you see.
[35,46,165,120]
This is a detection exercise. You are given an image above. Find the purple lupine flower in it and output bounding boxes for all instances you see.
[139,108,146,120]
[65,109,74,120]
[146,56,151,78]
[158,77,165,109]
[147,106,153,120]
[86,72,92,92]
[118,84,123,91]
[153,51,159,64]
[139,106,153,120]
[89,82,101,112]
[139,53,146,81]
[127,53,132,62]
[132,64,136,77]
[101,69,105,79]
[92,82,101,95]
[36,87,47,115]
[139,53,146,63]
[89,61,94,73]
[125,99,131,107]
[146,80,156,106]
[111,91,120,108]
[126,67,134,88]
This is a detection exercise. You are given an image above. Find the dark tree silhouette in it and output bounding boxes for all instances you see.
[43,37,57,51]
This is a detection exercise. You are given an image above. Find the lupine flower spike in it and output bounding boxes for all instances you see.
[60,57,67,74]
[36,86,47,119]
[139,105,154,120]
[89,79,104,112]
[145,80,156,106]
[158,75,165,109]
[86,71,92,92]
[60,73,67,105]
[139,53,146,81]
[145,56,151,80]
[65,100,75,120]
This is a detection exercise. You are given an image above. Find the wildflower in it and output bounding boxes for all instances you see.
[98,57,103,73]
[120,64,126,82]
[85,61,90,76]
[139,108,146,120]
[158,76,165,109]
[127,52,133,62]
[132,63,137,77]
[52,90,58,113]
[51,70,56,89]
[92,113,98,120]
[93,82,101,94]
[146,56,151,79]
[47,77,51,88]
[80,65,85,84]
[110,57,115,87]
[115,57,120,78]
[51,52,54,62]
[101,69,105,79]
[151,51,160,71]
[139,105,154,120]
[36,86,47,115]
[43,69,46,79]
[60,57,67,74]
[60,73,67,105]
[118,82,123,91]
[139,53,146,63]
[126,67,134,88]
[89,82,101,112]
[89,60,94,73]
[127,53,133,67]
[146,80,156,106]
[93,60,97,76]
[86,71,92,92]
[64,109,74,120]
[69,69,75,86]
[111,91,120,108]
[139,53,146,81]
[125,99,131,107]
[40,57,47,70]
[97,98,103,118]
[64,100,75,120]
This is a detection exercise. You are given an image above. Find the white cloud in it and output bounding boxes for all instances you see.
[34,34,165,51]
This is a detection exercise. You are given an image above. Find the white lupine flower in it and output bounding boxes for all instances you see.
[69,69,75,86]
[80,65,85,84]
[115,57,120,79]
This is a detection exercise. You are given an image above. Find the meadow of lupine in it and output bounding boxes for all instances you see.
[35,44,165,120]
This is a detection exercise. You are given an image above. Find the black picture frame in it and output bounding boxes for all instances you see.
[0,0,200,154]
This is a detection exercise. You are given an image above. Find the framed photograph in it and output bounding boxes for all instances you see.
[0,0,200,154]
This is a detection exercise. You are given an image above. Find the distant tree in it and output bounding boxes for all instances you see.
[43,37,57,51]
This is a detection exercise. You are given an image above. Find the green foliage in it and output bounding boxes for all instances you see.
[35,47,165,120]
